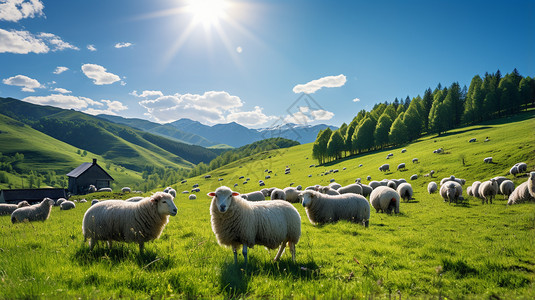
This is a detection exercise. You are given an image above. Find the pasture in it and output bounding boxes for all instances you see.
[0,112,534,298]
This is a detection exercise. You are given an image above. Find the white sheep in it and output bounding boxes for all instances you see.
[427,182,438,194]
[359,184,373,198]
[369,181,382,190]
[283,187,301,203]
[412,158,419,163]
[410,174,418,180]
[98,187,112,192]
[0,201,30,216]
[471,181,482,199]
[82,192,177,253]
[328,182,342,190]
[300,190,370,227]
[492,176,508,191]
[318,186,341,195]
[271,188,286,200]
[483,157,493,164]
[369,186,400,214]
[467,186,473,197]
[11,198,55,223]
[366,175,371,181]
[121,187,131,193]
[507,172,535,205]
[379,164,390,172]
[60,200,76,210]
[397,163,406,171]
[401,149,407,153]
[516,162,528,173]
[125,196,144,202]
[91,199,99,206]
[387,180,397,190]
[337,183,363,195]
[396,183,413,202]
[469,138,476,143]
[209,186,301,264]
[440,181,463,204]
[88,185,97,193]
[240,191,265,201]
[478,179,498,204]
[510,165,520,177]
[164,188,177,198]
[189,194,197,200]
[499,180,515,199]
[55,198,67,206]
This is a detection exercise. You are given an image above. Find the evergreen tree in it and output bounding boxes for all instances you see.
[396,104,405,115]
[389,113,408,145]
[312,128,332,164]
[345,120,358,155]
[383,104,397,121]
[327,130,345,160]
[393,98,400,110]
[374,114,393,148]
[403,101,422,141]
[463,75,484,124]
[519,76,535,109]
[404,96,411,108]
[352,118,375,153]
[422,88,433,131]
[481,72,499,118]
[498,74,520,115]
[429,98,450,135]
[447,82,462,126]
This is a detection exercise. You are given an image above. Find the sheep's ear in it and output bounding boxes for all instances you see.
[207,192,216,197]
[151,193,162,203]
[231,192,240,196]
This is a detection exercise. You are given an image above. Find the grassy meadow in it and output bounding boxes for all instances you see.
[0,112,534,299]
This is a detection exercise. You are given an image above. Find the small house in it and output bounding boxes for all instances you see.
[67,158,114,195]
[0,188,68,205]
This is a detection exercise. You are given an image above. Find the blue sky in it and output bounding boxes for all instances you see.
[1,0,533,128]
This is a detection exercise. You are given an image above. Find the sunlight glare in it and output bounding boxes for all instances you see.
[187,0,228,26]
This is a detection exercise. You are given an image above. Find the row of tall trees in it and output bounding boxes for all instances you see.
[312,69,535,164]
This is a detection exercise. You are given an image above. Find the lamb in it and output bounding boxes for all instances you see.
[300,190,370,227]
[397,163,406,171]
[60,200,76,210]
[369,186,400,214]
[283,187,301,203]
[0,201,30,216]
[379,164,390,172]
[499,180,515,199]
[478,179,498,204]
[189,194,197,200]
[337,183,363,195]
[396,183,413,202]
[209,186,301,264]
[483,157,493,163]
[427,182,438,194]
[507,172,535,205]
[121,187,131,193]
[440,181,463,204]
[82,192,177,253]
[412,158,419,163]
[125,196,144,202]
[271,188,286,200]
[240,191,265,201]
[11,198,55,224]
[98,187,112,192]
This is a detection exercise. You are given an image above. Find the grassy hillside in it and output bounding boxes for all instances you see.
[0,112,533,298]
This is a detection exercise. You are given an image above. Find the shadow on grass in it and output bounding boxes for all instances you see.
[72,244,175,271]
[219,258,321,297]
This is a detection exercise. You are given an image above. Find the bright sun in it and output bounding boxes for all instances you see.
[187,0,228,27]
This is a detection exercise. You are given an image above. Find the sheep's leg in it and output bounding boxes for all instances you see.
[232,246,238,264]
[289,242,296,261]
[89,239,94,251]
[274,242,286,262]
[242,244,248,265]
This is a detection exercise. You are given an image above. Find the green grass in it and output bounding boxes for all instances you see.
[0,112,534,298]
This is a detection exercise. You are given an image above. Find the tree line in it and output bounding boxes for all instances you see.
[312,69,535,164]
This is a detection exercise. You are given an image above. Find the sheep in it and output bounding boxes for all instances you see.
[191,188,200,193]
[204,175,212,179]
[181,180,187,184]
[88,185,97,193]
[379,164,390,172]
[369,181,382,190]
[0,201,30,216]
[412,158,419,163]
[396,183,413,202]
[328,182,342,190]
[440,181,463,204]
[265,175,271,180]
[467,186,473,197]
[91,199,99,206]
[271,188,286,200]
[369,186,400,214]
[60,201,76,210]
[428,182,438,194]
[507,172,535,205]
[189,194,197,200]
[296,185,302,191]
[82,192,177,254]
[300,190,370,227]
[499,180,515,199]
[125,196,144,202]
[387,180,397,190]
[283,187,301,203]
[121,187,131,193]
[337,183,363,195]
[359,164,363,167]
[329,178,336,183]
[510,165,520,177]
[469,138,476,143]
[318,186,340,195]
[192,184,199,188]
[164,188,177,198]
[410,174,418,180]
[11,198,55,224]
[241,191,265,201]
[471,181,482,199]
[333,169,339,173]
[478,179,498,204]
[182,190,189,194]
[492,176,509,190]
[516,162,528,173]
[483,157,493,163]
[218,178,224,182]
[80,199,87,203]
[98,187,112,192]
[401,149,407,153]
[366,175,371,181]
[429,170,435,177]
[397,163,406,171]
[360,184,373,198]
[55,198,67,206]
[234,183,238,187]
[209,186,301,264]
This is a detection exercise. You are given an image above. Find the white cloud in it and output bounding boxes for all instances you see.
[52,87,71,94]
[0,29,78,54]
[311,109,334,120]
[87,44,96,51]
[0,0,44,22]
[284,106,334,124]
[131,90,164,98]
[352,97,360,102]
[293,74,347,94]
[226,106,277,127]
[22,94,96,109]
[102,99,127,112]
[3,74,42,92]
[53,66,68,74]
[81,63,121,85]
[114,42,132,48]
[83,99,128,116]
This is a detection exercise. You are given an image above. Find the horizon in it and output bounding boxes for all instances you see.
[1,0,533,129]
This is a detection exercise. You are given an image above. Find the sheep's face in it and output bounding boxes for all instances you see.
[530,172,535,181]
[301,191,316,208]
[43,198,55,206]
[208,187,239,213]
[152,192,178,216]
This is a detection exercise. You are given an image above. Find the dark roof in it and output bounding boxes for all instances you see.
[66,160,114,180]
[0,188,68,204]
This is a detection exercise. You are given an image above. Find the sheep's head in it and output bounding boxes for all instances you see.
[42,197,55,206]
[301,191,317,208]
[151,192,178,216]
[530,172,535,181]
[208,186,239,213]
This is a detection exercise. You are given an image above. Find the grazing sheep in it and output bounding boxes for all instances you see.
[265,175,271,180]
[359,164,363,167]
[516,162,528,173]
[301,190,370,227]
[241,191,265,202]
[410,174,418,180]
[510,165,520,177]
[182,190,189,194]
[370,186,400,214]
[234,183,238,187]
[429,170,435,177]
[98,187,112,192]
[328,182,342,190]
[0,201,30,216]
[189,194,197,200]
[401,149,407,153]
[387,180,397,190]
[469,138,476,143]
[428,182,438,194]
[55,198,66,207]
[125,196,144,202]
[181,180,187,184]
[60,201,76,210]
[80,199,87,203]
[440,181,463,204]
[192,184,199,188]
[121,187,131,193]
[296,185,302,191]
[360,184,373,198]
[91,199,99,206]
[271,188,286,200]
[412,158,419,163]
[478,179,498,204]
[82,192,177,253]
[379,164,390,172]
[204,175,212,179]
[218,178,224,182]
[283,187,301,203]
[471,181,482,199]
[209,186,301,264]
[507,172,535,205]
[11,198,55,224]
[318,186,341,196]
[492,176,508,190]
[499,180,515,199]
[369,181,382,190]
[164,188,177,198]
[88,185,97,193]
[483,157,493,164]
[366,175,371,181]
[396,183,413,202]
[191,188,200,193]
[397,163,406,171]
[337,183,363,195]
